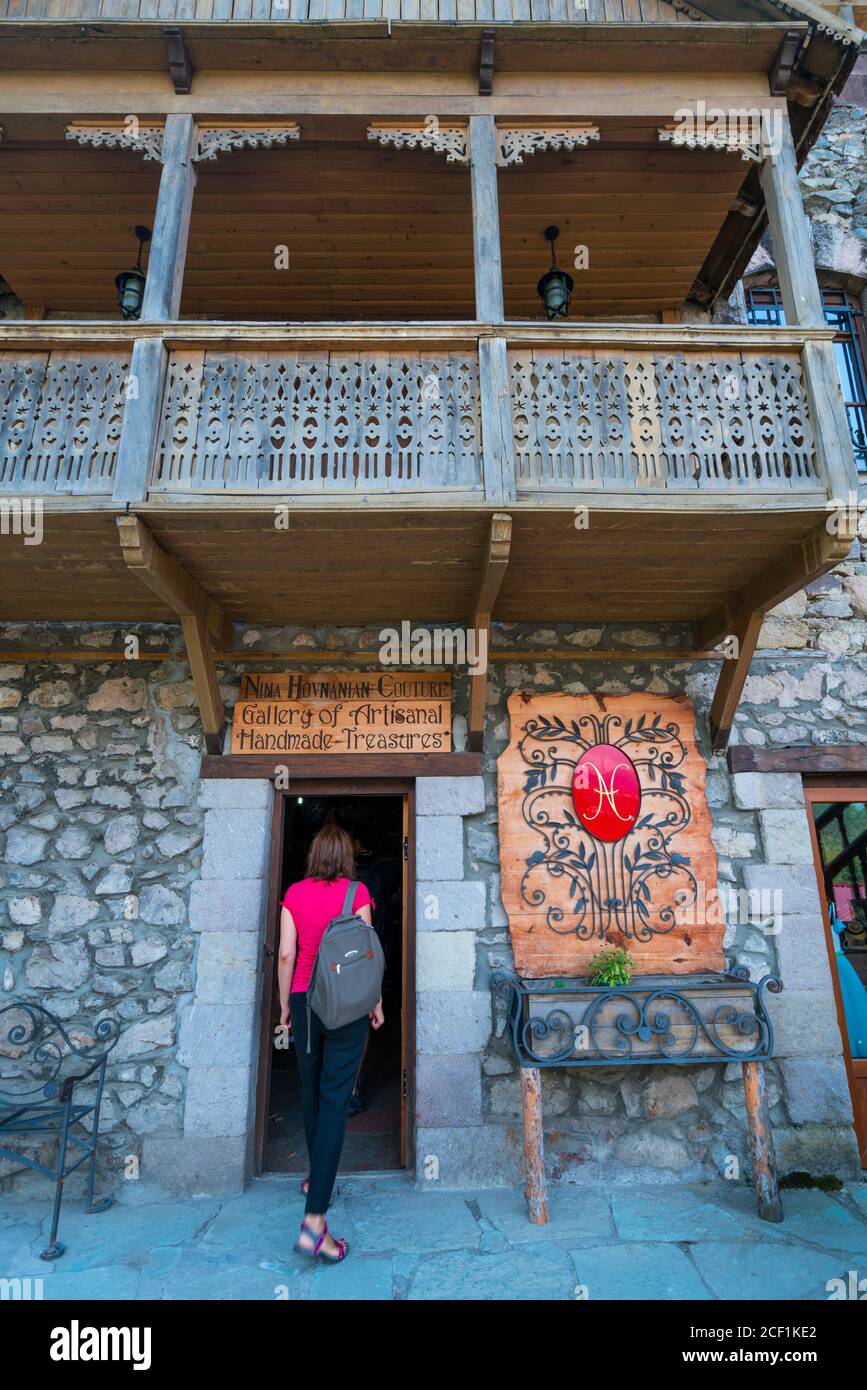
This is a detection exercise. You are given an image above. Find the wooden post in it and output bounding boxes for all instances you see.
[478,337,516,504]
[114,114,197,501]
[521,1066,549,1225]
[759,116,824,329]
[113,335,168,504]
[141,113,198,323]
[742,1060,783,1223]
[469,114,504,325]
[468,513,511,752]
[760,114,859,500]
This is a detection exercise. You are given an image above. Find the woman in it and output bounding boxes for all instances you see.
[278,823,384,1264]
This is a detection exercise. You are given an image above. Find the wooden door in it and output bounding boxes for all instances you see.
[804,785,867,1168]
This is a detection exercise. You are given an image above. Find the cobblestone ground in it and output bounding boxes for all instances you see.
[1,1176,866,1300]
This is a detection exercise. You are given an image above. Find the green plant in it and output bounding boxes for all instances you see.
[587,947,635,988]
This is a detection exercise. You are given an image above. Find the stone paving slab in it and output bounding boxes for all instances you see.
[689,1241,858,1302]
[0,1177,865,1301]
[571,1242,712,1301]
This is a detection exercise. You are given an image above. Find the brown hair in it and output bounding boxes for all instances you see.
[305,823,356,883]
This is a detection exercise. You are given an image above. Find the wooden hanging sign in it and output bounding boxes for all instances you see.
[497,692,722,977]
[231,671,452,755]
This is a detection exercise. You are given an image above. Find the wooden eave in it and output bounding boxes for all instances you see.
[0,16,861,312]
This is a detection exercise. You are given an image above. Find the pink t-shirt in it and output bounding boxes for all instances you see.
[282,877,373,994]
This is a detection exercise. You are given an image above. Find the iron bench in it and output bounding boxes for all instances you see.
[0,1001,120,1260]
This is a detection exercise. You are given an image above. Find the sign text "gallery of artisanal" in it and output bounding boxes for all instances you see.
[231,672,452,754]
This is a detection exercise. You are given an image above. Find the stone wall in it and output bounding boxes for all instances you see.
[415,622,862,1189]
[0,618,861,1195]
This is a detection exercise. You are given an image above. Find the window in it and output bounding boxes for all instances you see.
[746,286,867,471]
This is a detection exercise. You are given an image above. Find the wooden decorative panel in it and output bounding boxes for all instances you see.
[509,348,818,491]
[0,351,128,495]
[497,692,723,978]
[153,350,482,494]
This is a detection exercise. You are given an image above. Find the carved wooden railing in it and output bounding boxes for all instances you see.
[0,325,839,502]
[509,346,819,492]
[152,348,483,494]
[0,349,129,495]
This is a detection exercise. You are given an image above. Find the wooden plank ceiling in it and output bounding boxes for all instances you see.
[0,508,826,627]
[0,118,749,318]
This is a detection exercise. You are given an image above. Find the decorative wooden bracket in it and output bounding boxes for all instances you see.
[768,29,804,97]
[164,27,194,96]
[496,125,600,168]
[698,522,855,753]
[65,121,300,164]
[117,516,233,755]
[366,121,468,164]
[479,27,496,97]
[468,513,512,754]
[658,123,769,163]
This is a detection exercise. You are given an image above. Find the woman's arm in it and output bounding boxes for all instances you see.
[277,905,298,1027]
[357,903,384,1029]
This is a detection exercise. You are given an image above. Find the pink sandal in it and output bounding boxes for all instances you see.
[293,1218,349,1264]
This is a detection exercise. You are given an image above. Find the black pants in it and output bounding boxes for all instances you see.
[291,992,369,1215]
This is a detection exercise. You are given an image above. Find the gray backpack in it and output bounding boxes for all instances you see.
[305,880,385,1051]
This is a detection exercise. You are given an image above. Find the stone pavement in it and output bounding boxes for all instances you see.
[1,1175,866,1301]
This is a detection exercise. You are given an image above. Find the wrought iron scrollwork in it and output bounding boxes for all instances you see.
[516,710,696,945]
[0,1002,120,1102]
[491,967,781,1069]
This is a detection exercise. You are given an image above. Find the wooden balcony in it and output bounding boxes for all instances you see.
[0,322,837,508]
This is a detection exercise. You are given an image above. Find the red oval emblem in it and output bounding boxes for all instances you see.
[572,744,641,843]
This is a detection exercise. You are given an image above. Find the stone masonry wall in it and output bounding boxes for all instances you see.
[0,618,862,1196]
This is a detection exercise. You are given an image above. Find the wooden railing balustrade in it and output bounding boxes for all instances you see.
[0,324,841,503]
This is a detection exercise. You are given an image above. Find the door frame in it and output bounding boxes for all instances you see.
[253,777,417,1176]
[803,780,867,1168]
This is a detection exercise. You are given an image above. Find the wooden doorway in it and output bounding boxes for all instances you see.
[253,779,415,1176]
[804,784,867,1168]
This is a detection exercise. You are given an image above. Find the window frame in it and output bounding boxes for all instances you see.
[745,285,867,471]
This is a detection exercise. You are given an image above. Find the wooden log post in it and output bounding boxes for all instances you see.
[742,1060,783,1223]
[114,115,198,504]
[521,1066,549,1226]
[141,114,198,324]
[760,116,860,501]
[469,114,503,325]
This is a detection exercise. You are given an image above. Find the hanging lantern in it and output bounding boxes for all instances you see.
[536,225,573,321]
[115,226,151,320]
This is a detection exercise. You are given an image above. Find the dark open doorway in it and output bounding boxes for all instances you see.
[257,787,411,1176]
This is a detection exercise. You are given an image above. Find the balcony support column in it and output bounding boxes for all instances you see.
[469,114,503,324]
[760,116,859,499]
[113,114,198,504]
[141,113,198,323]
[759,117,824,330]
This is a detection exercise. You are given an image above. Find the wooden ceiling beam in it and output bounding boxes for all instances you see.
[117,514,232,753]
[468,512,512,753]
